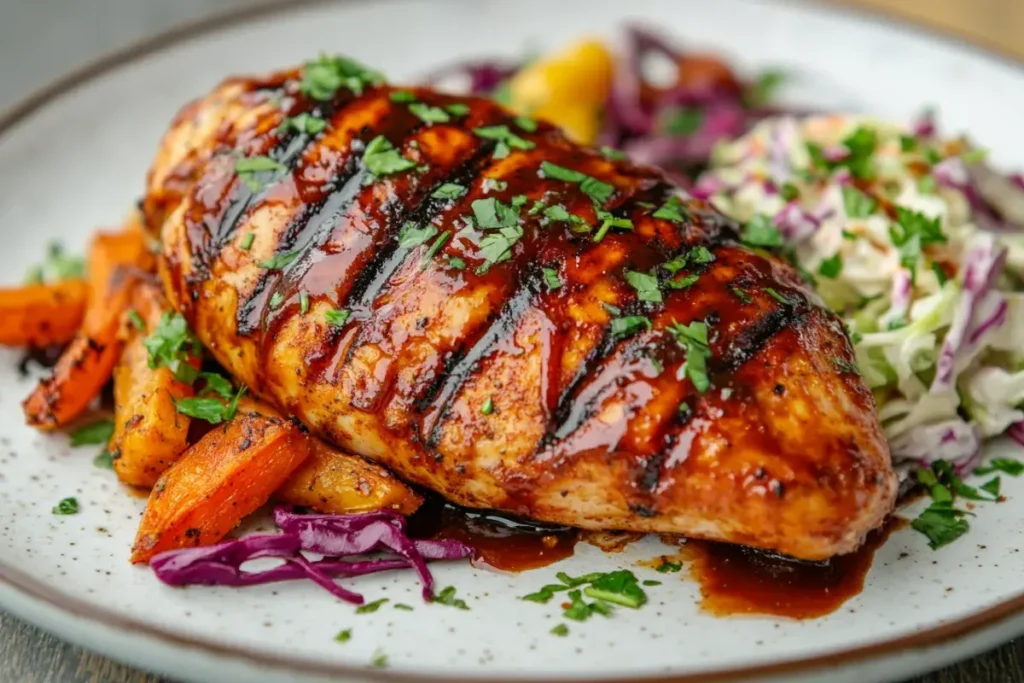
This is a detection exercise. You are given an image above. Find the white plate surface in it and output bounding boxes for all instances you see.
[2,1,1024,682]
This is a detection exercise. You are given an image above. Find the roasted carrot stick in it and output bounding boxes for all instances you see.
[110,283,199,488]
[130,411,311,563]
[0,280,87,347]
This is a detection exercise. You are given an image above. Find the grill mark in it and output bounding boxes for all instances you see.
[339,139,499,320]
[422,282,538,448]
[191,88,360,287]
[718,304,805,372]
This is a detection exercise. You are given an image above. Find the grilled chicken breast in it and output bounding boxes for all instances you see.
[144,58,897,560]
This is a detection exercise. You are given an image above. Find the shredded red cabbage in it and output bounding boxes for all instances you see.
[150,507,472,604]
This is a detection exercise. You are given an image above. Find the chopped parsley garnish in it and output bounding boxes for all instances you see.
[841,186,877,218]
[398,222,439,249]
[593,210,633,242]
[447,257,467,271]
[975,458,1024,476]
[334,629,352,643]
[325,309,351,327]
[624,270,662,303]
[481,398,494,416]
[542,267,561,291]
[240,233,255,250]
[642,580,662,586]
[780,182,800,202]
[52,497,79,515]
[523,570,648,623]
[818,253,843,279]
[235,155,286,192]
[258,250,299,270]
[93,451,114,469]
[393,603,414,611]
[563,589,611,621]
[475,226,524,272]
[890,207,947,280]
[740,215,783,247]
[421,232,451,265]
[730,286,752,304]
[764,287,793,305]
[909,460,1004,549]
[198,372,234,399]
[666,273,699,290]
[355,598,388,614]
[899,135,917,152]
[389,90,416,103]
[689,246,715,264]
[544,205,572,222]
[808,126,878,180]
[70,419,114,447]
[432,182,466,200]
[514,116,538,132]
[362,135,416,176]
[24,242,85,284]
[511,195,528,207]
[409,102,450,124]
[668,320,711,393]
[539,161,614,205]
[912,503,969,550]
[300,54,383,100]
[299,290,310,315]
[445,103,470,116]
[472,197,520,229]
[143,312,201,384]
[655,560,681,573]
[482,178,508,193]
[268,292,284,309]
[175,386,245,425]
[371,650,388,668]
[662,108,703,136]
[652,196,690,223]
[610,315,651,340]
[521,583,571,603]
[279,113,327,136]
[600,146,628,161]
[473,125,535,155]
[431,586,469,609]
[550,624,569,636]
[583,570,647,608]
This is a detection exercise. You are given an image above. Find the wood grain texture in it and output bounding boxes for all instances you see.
[0,0,1023,681]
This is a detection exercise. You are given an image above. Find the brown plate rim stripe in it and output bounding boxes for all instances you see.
[2,0,1024,681]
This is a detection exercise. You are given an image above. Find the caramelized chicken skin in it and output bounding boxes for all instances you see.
[145,59,897,560]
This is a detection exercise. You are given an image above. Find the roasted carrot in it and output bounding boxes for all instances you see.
[278,438,423,515]
[23,228,152,429]
[130,411,311,563]
[234,397,422,515]
[110,283,199,488]
[0,280,87,347]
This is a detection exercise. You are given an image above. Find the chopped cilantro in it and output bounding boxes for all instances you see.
[472,197,520,229]
[371,650,388,668]
[521,584,570,603]
[514,116,538,132]
[445,103,470,116]
[764,287,793,305]
[300,54,383,100]
[143,312,201,384]
[890,207,947,280]
[240,233,255,250]
[542,267,562,291]
[550,624,569,636]
[600,146,628,161]
[421,232,451,265]
[325,309,351,327]
[842,186,877,218]
[662,108,703,136]
[52,497,78,515]
[583,570,647,608]
[128,310,144,333]
[93,450,114,470]
[198,372,234,400]
[593,210,633,242]
[652,196,690,223]
[257,250,299,270]
[279,113,327,135]
[236,155,285,192]
[667,320,711,393]
[899,135,917,152]
[398,222,439,249]
[393,603,414,611]
[730,286,752,304]
[655,560,681,573]
[740,215,783,247]
[625,270,662,303]
[975,458,1024,476]
[431,586,469,610]
[268,292,284,309]
[666,273,700,290]
[334,629,352,643]
[473,125,535,154]
[818,254,843,279]
[780,183,800,202]
[409,102,450,124]
[745,69,785,108]
[610,315,651,340]
[481,398,494,416]
[432,182,466,200]
[175,386,245,425]
[389,90,416,103]
[362,135,416,176]
[447,256,467,271]
[70,420,114,447]
[475,226,524,272]
[299,290,310,315]
[539,161,614,205]
[355,598,388,614]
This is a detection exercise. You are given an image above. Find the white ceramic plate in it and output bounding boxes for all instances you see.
[3,1,1024,682]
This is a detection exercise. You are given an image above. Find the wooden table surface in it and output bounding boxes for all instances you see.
[2,0,1024,681]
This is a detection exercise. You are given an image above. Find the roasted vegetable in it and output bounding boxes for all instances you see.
[131,410,311,563]
[0,280,87,347]
[109,283,198,488]
[278,438,423,515]
[23,228,153,429]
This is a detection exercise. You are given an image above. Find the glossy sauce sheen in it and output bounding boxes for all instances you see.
[683,516,906,618]
[148,63,896,561]
[409,500,578,572]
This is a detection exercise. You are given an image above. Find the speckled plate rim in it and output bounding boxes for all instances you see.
[2,1,1024,681]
